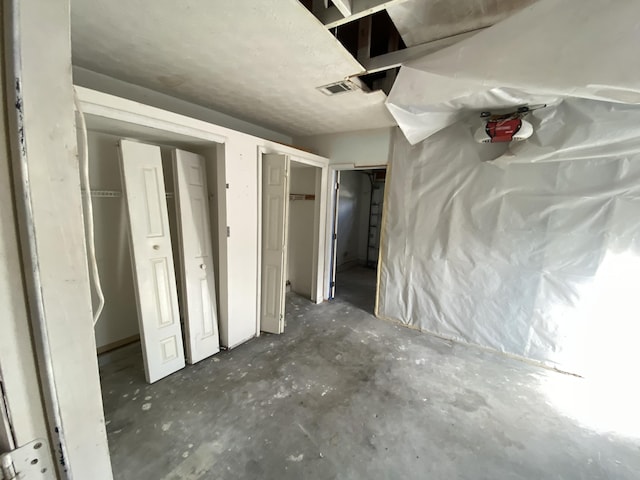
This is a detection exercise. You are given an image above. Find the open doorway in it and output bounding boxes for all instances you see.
[287,161,321,299]
[329,168,386,313]
[259,153,325,334]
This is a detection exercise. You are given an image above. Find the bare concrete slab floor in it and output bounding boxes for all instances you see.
[334,265,378,314]
[99,268,640,480]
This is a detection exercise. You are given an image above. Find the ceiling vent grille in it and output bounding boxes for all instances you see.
[317,79,359,96]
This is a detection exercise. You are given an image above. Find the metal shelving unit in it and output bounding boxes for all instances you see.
[365,172,385,268]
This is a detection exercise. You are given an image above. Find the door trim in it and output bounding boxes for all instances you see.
[256,146,329,325]
[324,165,388,302]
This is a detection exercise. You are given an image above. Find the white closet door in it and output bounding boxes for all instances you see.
[119,140,185,383]
[172,149,220,364]
[261,154,289,334]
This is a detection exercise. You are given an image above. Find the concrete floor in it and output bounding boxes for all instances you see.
[334,265,378,313]
[99,267,640,479]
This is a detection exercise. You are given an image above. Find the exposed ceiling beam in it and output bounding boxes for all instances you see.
[359,29,483,75]
[331,0,353,17]
[357,16,372,62]
[320,0,411,29]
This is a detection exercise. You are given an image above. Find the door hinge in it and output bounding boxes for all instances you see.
[330,281,335,287]
[226,226,230,237]
[333,233,337,240]
[0,439,54,479]
[335,182,340,190]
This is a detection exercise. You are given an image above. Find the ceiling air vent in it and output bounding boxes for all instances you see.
[317,79,359,96]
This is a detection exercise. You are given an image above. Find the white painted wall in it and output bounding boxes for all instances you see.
[73,67,293,145]
[336,171,370,270]
[84,131,139,350]
[288,166,318,297]
[295,128,393,167]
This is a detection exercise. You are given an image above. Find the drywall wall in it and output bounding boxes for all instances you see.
[288,166,318,297]
[336,171,370,270]
[73,67,293,145]
[85,131,139,350]
[295,128,393,167]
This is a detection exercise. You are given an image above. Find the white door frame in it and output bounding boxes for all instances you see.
[3,1,113,477]
[256,146,328,335]
[323,164,388,301]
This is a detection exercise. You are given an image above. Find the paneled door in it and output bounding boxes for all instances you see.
[172,149,220,364]
[119,140,185,383]
[261,154,289,334]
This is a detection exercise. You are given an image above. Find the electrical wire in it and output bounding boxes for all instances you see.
[73,89,105,326]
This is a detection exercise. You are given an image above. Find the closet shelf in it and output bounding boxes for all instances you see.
[81,189,121,198]
[289,193,315,201]
[81,190,175,198]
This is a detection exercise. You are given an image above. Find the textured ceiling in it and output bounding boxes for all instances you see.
[70,0,395,137]
[387,0,538,46]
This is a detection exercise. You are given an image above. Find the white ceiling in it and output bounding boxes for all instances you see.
[70,0,535,137]
[70,0,395,137]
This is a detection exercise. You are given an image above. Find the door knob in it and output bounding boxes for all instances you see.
[152,244,160,250]
[200,264,207,270]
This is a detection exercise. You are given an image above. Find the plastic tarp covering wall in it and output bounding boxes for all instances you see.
[380,0,640,375]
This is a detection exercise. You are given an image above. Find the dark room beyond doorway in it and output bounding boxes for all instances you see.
[331,168,386,313]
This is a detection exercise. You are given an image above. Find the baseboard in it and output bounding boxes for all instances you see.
[96,334,140,355]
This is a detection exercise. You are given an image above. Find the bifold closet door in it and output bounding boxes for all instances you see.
[172,149,220,364]
[261,154,289,334]
[119,140,185,383]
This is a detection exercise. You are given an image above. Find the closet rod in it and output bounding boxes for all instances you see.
[81,190,175,198]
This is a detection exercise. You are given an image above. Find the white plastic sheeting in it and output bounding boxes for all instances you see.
[387,0,640,146]
[386,0,536,47]
[379,0,640,374]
